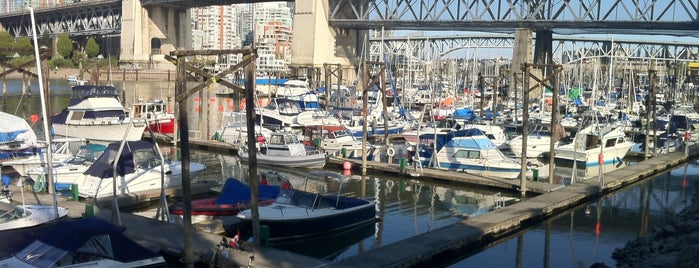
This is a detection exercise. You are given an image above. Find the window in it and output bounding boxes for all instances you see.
[453,150,480,159]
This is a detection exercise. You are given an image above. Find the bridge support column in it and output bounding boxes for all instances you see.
[512,28,533,99]
[120,0,191,70]
[291,0,364,87]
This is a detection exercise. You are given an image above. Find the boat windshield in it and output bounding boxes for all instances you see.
[0,207,29,223]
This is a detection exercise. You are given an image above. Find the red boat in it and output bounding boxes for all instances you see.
[131,99,176,135]
[169,175,290,216]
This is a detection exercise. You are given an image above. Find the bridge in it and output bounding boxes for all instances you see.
[0,0,697,77]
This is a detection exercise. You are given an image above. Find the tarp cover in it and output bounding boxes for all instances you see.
[215,178,281,205]
[84,141,156,178]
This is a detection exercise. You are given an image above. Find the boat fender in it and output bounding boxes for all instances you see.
[387,147,395,157]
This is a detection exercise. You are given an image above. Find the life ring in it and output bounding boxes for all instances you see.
[386,180,395,189]
[387,147,395,157]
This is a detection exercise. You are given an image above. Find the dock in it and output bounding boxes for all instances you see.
[324,144,697,267]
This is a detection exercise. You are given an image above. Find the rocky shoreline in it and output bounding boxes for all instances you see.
[608,191,699,268]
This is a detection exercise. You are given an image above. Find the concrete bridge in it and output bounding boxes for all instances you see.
[0,0,697,77]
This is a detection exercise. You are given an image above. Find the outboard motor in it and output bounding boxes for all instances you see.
[1,174,12,201]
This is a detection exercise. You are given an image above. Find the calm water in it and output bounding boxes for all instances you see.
[2,79,696,266]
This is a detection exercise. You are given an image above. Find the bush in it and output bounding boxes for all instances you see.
[49,58,75,68]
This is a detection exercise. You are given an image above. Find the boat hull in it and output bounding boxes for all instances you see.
[52,121,146,142]
[169,198,276,216]
[237,200,376,242]
[77,162,206,199]
[554,142,634,167]
[238,151,326,169]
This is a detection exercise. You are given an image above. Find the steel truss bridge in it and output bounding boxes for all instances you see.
[329,0,699,37]
[370,34,699,64]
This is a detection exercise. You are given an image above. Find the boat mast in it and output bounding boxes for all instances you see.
[29,7,58,217]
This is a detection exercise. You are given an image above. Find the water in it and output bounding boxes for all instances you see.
[2,78,696,266]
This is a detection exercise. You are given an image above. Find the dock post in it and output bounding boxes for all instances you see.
[84,204,94,217]
[260,225,270,246]
[400,158,406,172]
[71,184,78,201]
[341,148,347,158]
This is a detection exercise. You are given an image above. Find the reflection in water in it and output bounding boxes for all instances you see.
[271,221,376,260]
[193,151,521,262]
[450,160,699,267]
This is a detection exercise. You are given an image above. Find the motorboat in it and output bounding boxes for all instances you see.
[238,131,326,169]
[214,111,274,145]
[26,143,107,188]
[430,128,526,179]
[554,124,635,167]
[0,217,166,267]
[255,92,325,130]
[236,170,377,242]
[169,174,288,216]
[1,137,85,177]
[0,111,38,159]
[51,85,147,142]
[130,98,175,135]
[506,124,567,158]
[0,202,68,231]
[76,140,206,199]
[301,125,367,156]
[274,79,311,97]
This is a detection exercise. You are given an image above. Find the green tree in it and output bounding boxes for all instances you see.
[0,31,14,58]
[56,33,72,59]
[39,32,52,50]
[85,37,99,59]
[15,36,33,56]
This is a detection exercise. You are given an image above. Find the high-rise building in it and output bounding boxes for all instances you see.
[191,3,293,75]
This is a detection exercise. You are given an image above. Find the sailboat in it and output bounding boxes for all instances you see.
[0,6,69,233]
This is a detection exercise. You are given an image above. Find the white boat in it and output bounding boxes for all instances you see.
[507,124,567,158]
[0,217,166,267]
[0,111,38,157]
[76,140,206,199]
[26,143,107,187]
[275,79,311,97]
[214,111,274,145]
[302,124,368,156]
[429,128,526,179]
[0,202,68,231]
[238,132,326,169]
[1,138,86,177]
[256,92,326,130]
[554,125,635,167]
[51,85,147,142]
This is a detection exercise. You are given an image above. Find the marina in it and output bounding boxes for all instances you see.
[1,2,699,264]
[1,71,699,266]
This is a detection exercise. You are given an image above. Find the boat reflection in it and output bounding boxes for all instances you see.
[270,220,377,260]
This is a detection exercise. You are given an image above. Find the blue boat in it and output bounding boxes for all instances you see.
[235,170,377,242]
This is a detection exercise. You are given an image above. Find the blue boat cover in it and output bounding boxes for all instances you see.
[37,217,160,262]
[453,108,477,120]
[214,178,281,205]
[84,141,156,178]
[0,130,27,143]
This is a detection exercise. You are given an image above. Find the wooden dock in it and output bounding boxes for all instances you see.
[324,144,697,267]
